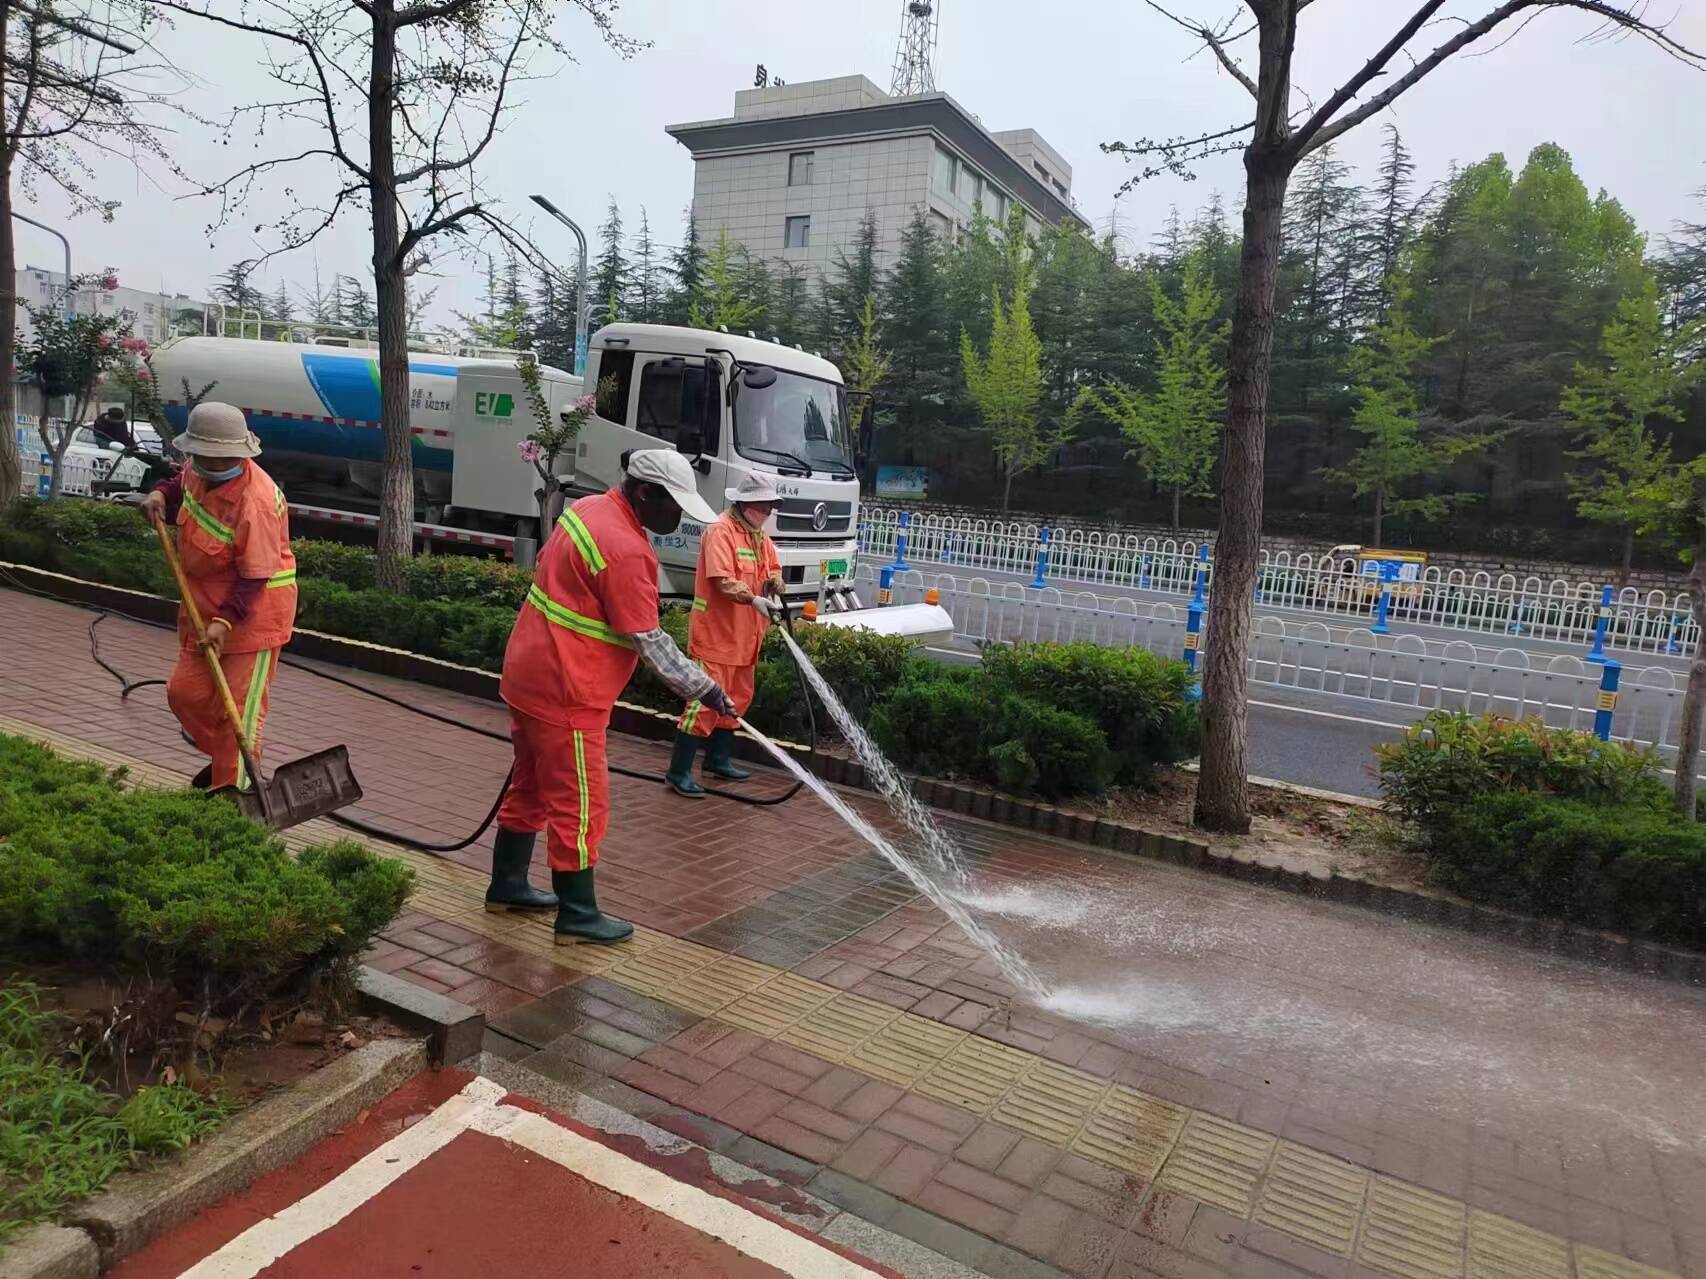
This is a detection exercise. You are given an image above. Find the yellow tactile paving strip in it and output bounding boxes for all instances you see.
[6,716,1680,1279]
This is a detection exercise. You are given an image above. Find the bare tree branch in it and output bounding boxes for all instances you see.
[1287,1,1450,153]
[1143,1,1258,96]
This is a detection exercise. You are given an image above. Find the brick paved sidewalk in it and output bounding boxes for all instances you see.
[3,590,1703,1279]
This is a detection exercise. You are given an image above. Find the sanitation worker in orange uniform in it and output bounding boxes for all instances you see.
[140,403,297,792]
[665,471,786,798]
[486,449,736,944]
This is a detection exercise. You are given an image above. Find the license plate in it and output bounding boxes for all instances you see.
[819,558,849,578]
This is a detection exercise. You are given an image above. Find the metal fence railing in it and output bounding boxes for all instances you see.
[854,564,1686,755]
[858,508,1699,659]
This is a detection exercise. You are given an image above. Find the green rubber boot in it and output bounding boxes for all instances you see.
[552,868,633,944]
[484,828,558,912]
[665,733,706,798]
[704,728,752,781]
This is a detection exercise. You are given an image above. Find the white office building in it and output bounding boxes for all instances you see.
[667,75,1090,279]
[14,266,208,346]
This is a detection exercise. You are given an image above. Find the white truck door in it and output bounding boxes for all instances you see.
[449,369,537,521]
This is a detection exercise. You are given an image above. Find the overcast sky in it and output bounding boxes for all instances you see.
[17,0,1706,328]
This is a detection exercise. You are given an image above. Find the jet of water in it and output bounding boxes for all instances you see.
[741,631,1048,1001]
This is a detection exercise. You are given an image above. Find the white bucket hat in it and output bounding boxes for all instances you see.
[172,402,261,459]
[724,471,783,506]
[624,449,718,524]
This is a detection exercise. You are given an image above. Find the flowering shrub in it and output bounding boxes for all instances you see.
[516,356,607,531]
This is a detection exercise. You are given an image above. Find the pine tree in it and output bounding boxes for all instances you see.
[1660,189,1706,361]
[1368,125,1421,314]
[821,209,880,356]
[631,207,663,325]
[1277,146,1362,411]
[531,266,577,371]
[665,205,705,327]
[1563,275,1704,577]
[1320,280,1487,544]
[338,275,378,329]
[769,259,813,347]
[270,281,293,322]
[297,264,337,328]
[213,262,265,317]
[734,248,772,333]
[880,207,952,454]
[591,197,628,331]
[1074,252,1226,527]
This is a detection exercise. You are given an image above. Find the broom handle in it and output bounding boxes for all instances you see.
[150,512,266,789]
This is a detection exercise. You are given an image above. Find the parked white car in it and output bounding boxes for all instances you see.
[60,425,152,494]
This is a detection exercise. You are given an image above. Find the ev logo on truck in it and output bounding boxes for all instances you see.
[474,392,515,418]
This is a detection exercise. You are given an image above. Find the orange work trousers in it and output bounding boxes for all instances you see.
[496,709,609,870]
[678,659,755,737]
[165,647,279,790]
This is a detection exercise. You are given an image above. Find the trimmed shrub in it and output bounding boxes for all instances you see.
[289,539,376,589]
[0,735,413,988]
[1430,791,1706,944]
[869,664,987,779]
[1375,710,1665,830]
[988,694,1114,798]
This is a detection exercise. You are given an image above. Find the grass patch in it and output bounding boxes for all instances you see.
[0,984,223,1242]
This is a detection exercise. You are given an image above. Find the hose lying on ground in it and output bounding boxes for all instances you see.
[3,565,815,858]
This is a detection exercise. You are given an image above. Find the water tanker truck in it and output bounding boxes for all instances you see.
[149,323,951,640]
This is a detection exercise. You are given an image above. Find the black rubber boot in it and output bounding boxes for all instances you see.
[552,868,633,944]
[484,828,558,912]
[189,764,213,790]
[703,728,751,781]
[665,733,706,798]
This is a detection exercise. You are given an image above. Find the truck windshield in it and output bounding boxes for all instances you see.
[732,370,854,477]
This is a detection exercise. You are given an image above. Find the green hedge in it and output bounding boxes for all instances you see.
[1377,711,1703,944]
[0,734,413,988]
[1430,791,1706,944]
[1,498,1203,800]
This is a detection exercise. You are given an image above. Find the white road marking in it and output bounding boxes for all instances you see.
[470,1104,887,1279]
[180,1076,507,1279]
[176,1075,884,1279]
[1246,698,1412,731]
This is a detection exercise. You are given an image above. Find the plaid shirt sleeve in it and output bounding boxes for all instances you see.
[628,627,718,703]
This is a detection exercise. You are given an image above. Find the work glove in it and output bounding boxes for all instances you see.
[705,685,738,718]
[750,596,777,622]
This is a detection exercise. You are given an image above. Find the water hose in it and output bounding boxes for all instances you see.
[4,565,818,859]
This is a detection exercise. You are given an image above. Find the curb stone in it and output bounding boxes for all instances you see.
[10,565,1702,988]
[356,966,485,1064]
[63,1037,426,1269]
[0,1226,98,1279]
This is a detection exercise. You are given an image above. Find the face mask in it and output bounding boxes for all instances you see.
[738,504,779,532]
[637,486,683,536]
[193,459,244,484]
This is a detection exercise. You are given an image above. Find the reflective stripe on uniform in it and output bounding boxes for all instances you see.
[572,729,591,869]
[526,583,633,649]
[235,649,272,789]
[735,547,759,562]
[265,569,296,588]
[691,597,708,612]
[556,510,608,574]
[183,490,234,544]
[273,486,285,515]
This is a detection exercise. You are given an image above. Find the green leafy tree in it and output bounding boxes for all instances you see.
[689,228,761,331]
[1076,254,1226,527]
[1564,276,1701,578]
[843,294,891,398]
[961,257,1056,512]
[21,294,137,500]
[1321,282,1486,544]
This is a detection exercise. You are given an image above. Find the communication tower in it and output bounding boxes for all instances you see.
[889,0,939,96]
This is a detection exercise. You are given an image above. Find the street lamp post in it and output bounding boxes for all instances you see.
[12,212,72,316]
[529,194,589,375]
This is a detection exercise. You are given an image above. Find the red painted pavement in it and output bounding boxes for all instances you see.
[111,1070,898,1279]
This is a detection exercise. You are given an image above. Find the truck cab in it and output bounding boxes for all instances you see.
[573,324,862,603]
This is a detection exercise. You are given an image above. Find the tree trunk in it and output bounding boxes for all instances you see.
[1619,525,1634,586]
[1675,540,1706,819]
[1372,487,1384,546]
[1002,464,1013,513]
[1171,485,1181,530]
[1193,154,1292,836]
[369,1,413,593]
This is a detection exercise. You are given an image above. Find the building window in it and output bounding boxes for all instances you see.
[1054,179,1068,198]
[963,169,983,210]
[933,146,957,198]
[1034,161,1050,181]
[784,215,811,249]
[788,151,814,186]
[928,211,953,242]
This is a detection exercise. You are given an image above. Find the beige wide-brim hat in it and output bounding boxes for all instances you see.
[172,402,261,459]
[725,471,784,506]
